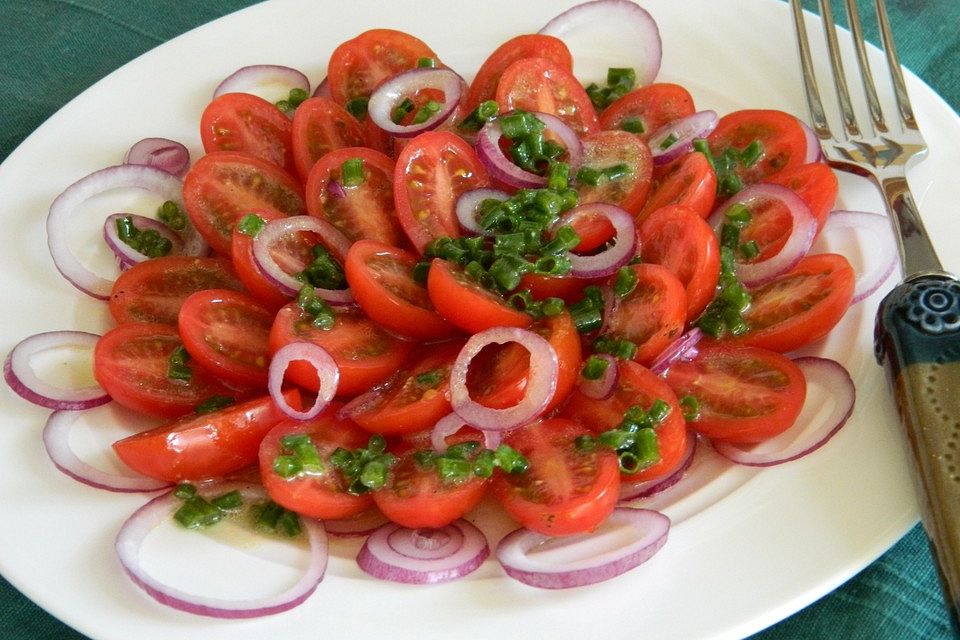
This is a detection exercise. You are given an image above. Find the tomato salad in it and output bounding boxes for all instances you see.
[5,0,881,619]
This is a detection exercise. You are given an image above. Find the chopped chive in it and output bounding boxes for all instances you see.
[174,483,197,500]
[581,355,611,381]
[392,97,415,123]
[659,132,679,150]
[174,496,223,529]
[739,240,760,260]
[412,100,441,124]
[414,368,444,388]
[167,345,192,382]
[237,213,266,237]
[417,57,436,68]
[345,97,369,120]
[613,266,638,298]
[340,157,364,187]
[211,490,243,511]
[620,117,645,134]
[195,395,235,415]
[158,200,187,231]
[680,395,701,421]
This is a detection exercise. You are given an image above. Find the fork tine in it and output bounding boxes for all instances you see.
[875,0,919,130]
[818,0,861,138]
[844,0,887,133]
[789,0,831,138]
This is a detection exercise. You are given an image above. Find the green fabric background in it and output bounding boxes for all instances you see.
[0,1,957,638]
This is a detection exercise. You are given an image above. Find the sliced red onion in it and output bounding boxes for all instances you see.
[116,482,327,618]
[539,0,662,86]
[577,354,619,400]
[268,342,339,420]
[367,68,464,137]
[598,285,618,335]
[455,188,510,236]
[619,433,697,501]
[213,64,310,103]
[42,409,170,493]
[4,331,108,410]
[450,328,559,431]
[497,507,669,589]
[649,328,704,376]
[323,508,390,538]
[649,110,718,165]
[816,210,897,304]
[251,216,353,304]
[476,111,583,189]
[714,357,854,467]
[47,164,185,299]
[797,118,823,163]
[312,77,331,99]
[357,519,489,584]
[552,203,636,278]
[327,180,346,199]
[103,213,186,270]
[123,138,190,178]
[429,413,503,452]
[708,183,817,288]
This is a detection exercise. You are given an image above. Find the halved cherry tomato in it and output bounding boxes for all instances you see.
[113,389,299,482]
[178,289,274,388]
[93,322,238,419]
[492,418,620,536]
[345,240,455,340]
[560,360,689,482]
[182,151,306,256]
[199,93,295,174]
[259,406,373,519]
[495,57,599,136]
[638,151,717,223]
[269,301,412,397]
[707,109,807,185]
[305,147,405,247]
[426,259,531,333]
[764,162,838,233]
[639,204,721,320]
[394,131,490,253]
[108,255,243,326]
[601,263,687,365]
[518,272,589,305]
[464,34,573,112]
[664,344,806,443]
[291,97,368,181]
[734,189,804,261]
[599,83,696,140]
[230,209,290,311]
[575,130,653,215]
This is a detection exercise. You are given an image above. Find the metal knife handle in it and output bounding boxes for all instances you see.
[875,274,960,631]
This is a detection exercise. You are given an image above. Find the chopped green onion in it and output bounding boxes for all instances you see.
[237,213,266,237]
[415,368,444,388]
[157,200,187,231]
[392,97,415,123]
[345,97,369,120]
[297,285,336,329]
[680,395,701,421]
[620,117,645,134]
[340,157,365,187]
[211,490,243,511]
[174,483,197,500]
[417,57,436,68]
[613,266,638,298]
[195,395,235,415]
[581,355,611,380]
[659,133,679,150]
[167,345,192,382]
[412,100,441,124]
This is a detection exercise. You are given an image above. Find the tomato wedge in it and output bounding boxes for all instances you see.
[464,34,572,112]
[707,109,807,185]
[495,57,599,136]
[199,92,295,174]
[427,259,531,333]
[599,83,696,140]
[575,129,653,215]
[291,97,368,181]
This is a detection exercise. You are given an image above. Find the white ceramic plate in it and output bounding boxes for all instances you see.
[2,0,959,638]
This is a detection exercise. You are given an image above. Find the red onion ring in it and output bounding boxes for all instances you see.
[649,328,704,376]
[103,213,186,270]
[213,64,310,102]
[323,508,390,538]
[552,203,636,278]
[649,110,719,165]
[797,118,823,163]
[42,409,170,493]
[4,331,109,410]
[598,285,619,335]
[268,342,339,420]
[497,507,670,589]
[476,111,583,189]
[576,354,619,400]
[47,164,186,299]
[455,188,510,236]
[115,482,328,618]
[619,433,697,501]
[815,210,897,304]
[357,519,489,584]
[450,328,559,431]
[714,357,855,467]
[251,216,353,304]
[708,183,817,288]
[312,77,331,99]
[539,0,662,87]
[367,68,464,137]
[123,138,191,178]
[430,413,502,452]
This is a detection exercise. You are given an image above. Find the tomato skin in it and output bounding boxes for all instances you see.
[427,259,532,333]
[230,208,290,311]
[291,97,368,181]
[94,323,238,419]
[109,255,244,326]
[664,345,806,443]
[575,130,653,215]
[178,289,274,388]
[259,408,373,519]
[638,151,717,223]
[763,162,838,233]
[113,389,298,482]
[599,83,696,140]
[345,240,456,340]
[200,92,295,174]
[496,57,599,136]
[492,418,620,536]
[707,109,807,185]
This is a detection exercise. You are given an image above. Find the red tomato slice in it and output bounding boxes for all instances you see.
[560,360,689,482]
[269,301,413,397]
[182,151,306,256]
[575,129,653,216]
[345,239,455,340]
[518,272,589,305]
[638,151,717,223]
[305,147,405,247]
[291,97,368,181]
[178,289,274,388]
[426,259,531,333]
[707,109,807,185]
[492,418,620,536]
[601,263,687,365]
[763,162,838,233]
[259,407,373,519]
[639,205,721,321]
[108,255,243,326]
[199,93,295,174]
[495,57,599,136]
[393,131,490,253]
[93,322,239,419]
[464,34,572,112]
[599,83,696,140]
[664,344,806,443]
[230,208,291,311]
[113,389,298,482]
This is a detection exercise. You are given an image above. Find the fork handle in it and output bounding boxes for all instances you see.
[880,175,943,276]
[875,274,960,630]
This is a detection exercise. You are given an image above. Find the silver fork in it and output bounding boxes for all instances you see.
[792,0,960,629]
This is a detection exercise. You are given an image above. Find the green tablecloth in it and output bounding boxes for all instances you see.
[0,1,957,638]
